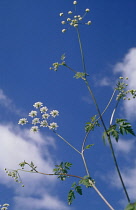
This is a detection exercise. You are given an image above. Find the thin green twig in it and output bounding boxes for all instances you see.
[53,130,81,154]
[76,28,87,76]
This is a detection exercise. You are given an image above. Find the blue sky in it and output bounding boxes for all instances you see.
[0,0,136,209]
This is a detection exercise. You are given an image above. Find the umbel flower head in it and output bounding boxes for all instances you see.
[115,76,136,100]
[59,1,91,32]
[18,102,59,132]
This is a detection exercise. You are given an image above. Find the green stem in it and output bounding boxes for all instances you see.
[82,131,90,152]
[81,153,90,176]
[76,26,130,203]
[109,99,130,203]
[108,136,130,203]
[53,128,114,209]
[76,28,87,76]
[53,131,81,155]
[17,168,114,210]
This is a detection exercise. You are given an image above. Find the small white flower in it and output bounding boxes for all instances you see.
[40,120,48,127]
[40,106,48,113]
[74,24,78,27]
[74,15,77,18]
[1,207,8,210]
[50,110,59,117]
[62,29,67,33]
[61,21,66,24]
[70,22,74,26]
[42,113,50,119]
[73,1,77,5]
[67,18,71,21]
[68,11,72,14]
[119,76,123,79]
[3,204,9,207]
[85,8,90,12]
[30,126,39,132]
[49,122,58,130]
[18,118,28,125]
[32,118,40,125]
[86,21,92,25]
[28,110,37,117]
[59,12,64,16]
[33,102,43,108]
[78,17,82,21]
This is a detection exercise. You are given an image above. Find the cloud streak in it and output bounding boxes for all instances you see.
[0,89,23,115]
[0,124,71,210]
[114,48,136,120]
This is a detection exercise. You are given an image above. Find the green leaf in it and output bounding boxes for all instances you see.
[53,162,72,181]
[75,186,82,195]
[68,190,75,205]
[85,116,100,132]
[71,182,77,188]
[74,72,88,80]
[79,176,95,188]
[90,115,97,122]
[116,119,136,137]
[65,162,72,169]
[124,202,136,210]
[106,125,119,142]
[85,144,94,149]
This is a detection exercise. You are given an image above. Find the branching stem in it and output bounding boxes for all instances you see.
[76,26,130,204]
[17,168,114,210]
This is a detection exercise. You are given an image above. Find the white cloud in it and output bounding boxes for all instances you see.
[109,163,136,201]
[0,124,71,210]
[82,95,92,104]
[14,194,71,210]
[98,77,111,87]
[112,138,135,154]
[114,48,136,119]
[0,89,22,115]
[0,89,12,106]
[105,137,136,205]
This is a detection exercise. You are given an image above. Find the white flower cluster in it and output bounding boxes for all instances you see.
[0,204,10,210]
[59,1,91,33]
[18,102,59,132]
[116,77,136,100]
[4,168,20,182]
[4,168,24,188]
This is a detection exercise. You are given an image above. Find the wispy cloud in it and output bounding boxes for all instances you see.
[0,124,71,210]
[0,89,22,115]
[14,194,71,210]
[114,48,136,120]
[97,77,112,87]
[82,95,92,104]
[112,138,135,154]
[109,162,136,201]
[0,89,12,107]
[105,136,136,206]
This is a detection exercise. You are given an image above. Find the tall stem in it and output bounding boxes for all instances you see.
[76,26,130,203]
[109,99,130,203]
[76,28,86,75]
